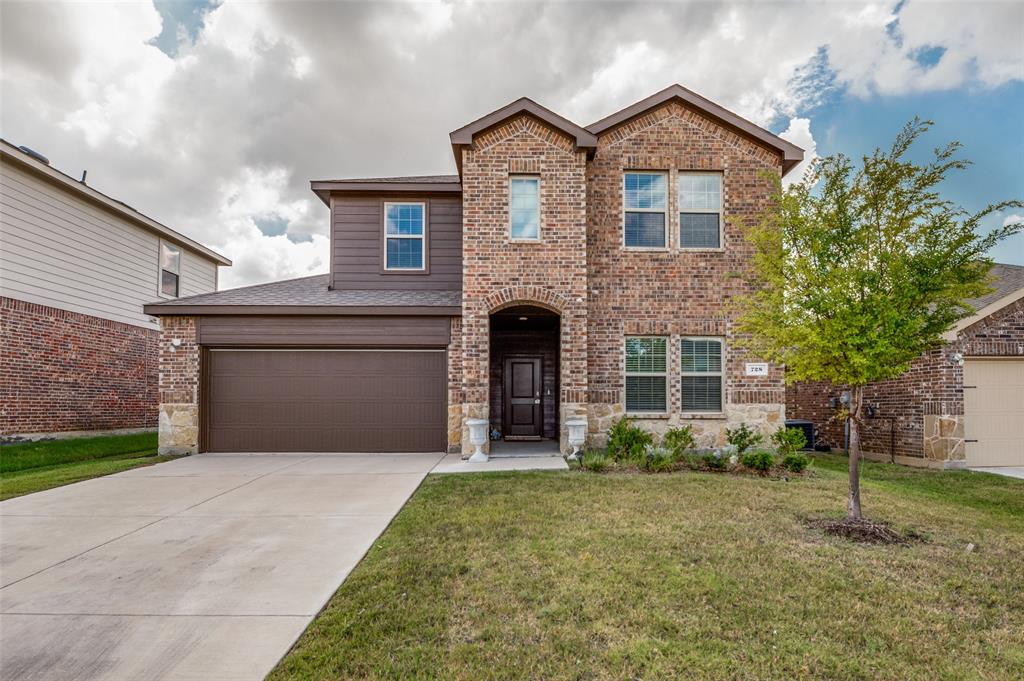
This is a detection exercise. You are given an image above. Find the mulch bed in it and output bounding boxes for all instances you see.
[804,516,922,545]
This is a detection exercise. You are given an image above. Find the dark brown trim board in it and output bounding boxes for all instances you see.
[311,181,462,206]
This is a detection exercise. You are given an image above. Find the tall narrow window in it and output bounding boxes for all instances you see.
[623,172,667,248]
[681,338,724,412]
[384,202,425,270]
[678,173,722,248]
[509,176,540,240]
[160,241,180,297]
[625,337,668,412]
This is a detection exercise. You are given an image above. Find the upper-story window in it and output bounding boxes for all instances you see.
[159,240,180,297]
[678,173,723,249]
[509,176,540,240]
[623,172,667,248]
[384,202,426,270]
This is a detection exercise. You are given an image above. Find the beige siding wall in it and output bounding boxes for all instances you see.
[0,160,218,329]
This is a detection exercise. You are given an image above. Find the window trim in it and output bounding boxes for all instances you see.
[382,201,428,273]
[680,336,726,414]
[624,335,669,415]
[677,171,724,252]
[622,171,669,251]
[158,239,181,299]
[508,175,541,242]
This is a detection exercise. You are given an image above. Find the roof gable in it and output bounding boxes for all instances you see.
[449,97,597,174]
[586,85,804,175]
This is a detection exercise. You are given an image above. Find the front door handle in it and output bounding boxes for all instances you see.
[534,399,541,404]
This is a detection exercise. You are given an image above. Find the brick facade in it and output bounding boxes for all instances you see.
[457,115,590,453]
[1,296,157,436]
[157,315,199,455]
[786,298,1024,467]
[585,101,785,445]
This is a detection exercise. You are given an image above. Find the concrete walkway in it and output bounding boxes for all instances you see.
[0,452,444,681]
[968,466,1024,480]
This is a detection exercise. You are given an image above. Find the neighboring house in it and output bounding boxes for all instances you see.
[788,263,1024,470]
[144,84,804,456]
[0,140,230,438]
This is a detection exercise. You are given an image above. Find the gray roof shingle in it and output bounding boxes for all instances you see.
[966,263,1024,310]
[145,274,460,311]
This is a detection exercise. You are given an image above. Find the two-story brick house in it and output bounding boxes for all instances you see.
[145,85,804,456]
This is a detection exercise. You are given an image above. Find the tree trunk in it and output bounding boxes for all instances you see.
[847,386,863,519]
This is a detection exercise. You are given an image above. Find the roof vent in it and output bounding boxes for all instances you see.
[18,146,50,165]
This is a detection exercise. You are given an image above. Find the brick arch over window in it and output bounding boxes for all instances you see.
[484,286,571,315]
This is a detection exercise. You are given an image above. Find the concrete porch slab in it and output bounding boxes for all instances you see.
[431,453,569,474]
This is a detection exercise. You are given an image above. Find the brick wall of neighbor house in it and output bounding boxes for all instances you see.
[458,115,589,454]
[157,315,200,455]
[586,101,786,446]
[786,297,1024,467]
[0,296,157,436]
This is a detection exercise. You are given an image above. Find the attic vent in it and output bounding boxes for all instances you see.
[18,146,50,165]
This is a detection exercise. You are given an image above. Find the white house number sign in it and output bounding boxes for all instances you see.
[745,362,769,377]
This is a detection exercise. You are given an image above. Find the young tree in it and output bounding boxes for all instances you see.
[736,119,1022,520]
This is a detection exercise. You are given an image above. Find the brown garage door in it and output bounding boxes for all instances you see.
[206,349,446,453]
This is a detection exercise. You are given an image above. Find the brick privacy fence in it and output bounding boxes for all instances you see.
[1,296,157,435]
[787,297,1024,461]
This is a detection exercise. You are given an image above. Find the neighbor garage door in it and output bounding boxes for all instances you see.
[206,349,446,453]
[964,358,1024,467]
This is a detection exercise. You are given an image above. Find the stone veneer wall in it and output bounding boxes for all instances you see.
[157,315,199,455]
[458,115,589,455]
[786,297,1024,468]
[585,101,786,446]
[1,296,157,436]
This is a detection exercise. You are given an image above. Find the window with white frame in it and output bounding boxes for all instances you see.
[509,176,540,240]
[384,202,425,270]
[681,337,724,411]
[625,337,668,412]
[623,172,667,248]
[159,241,181,297]
[678,173,722,248]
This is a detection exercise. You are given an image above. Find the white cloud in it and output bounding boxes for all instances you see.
[1,0,1021,289]
[1004,214,1024,228]
[778,117,818,187]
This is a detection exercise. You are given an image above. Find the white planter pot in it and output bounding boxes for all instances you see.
[466,418,489,462]
[565,418,587,460]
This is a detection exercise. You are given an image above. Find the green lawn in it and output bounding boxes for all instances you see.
[0,432,178,500]
[271,455,1024,681]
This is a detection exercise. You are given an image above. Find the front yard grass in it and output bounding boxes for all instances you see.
[0,433,177,500]
[271,455,1024,680]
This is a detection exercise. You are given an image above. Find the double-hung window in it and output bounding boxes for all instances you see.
[384,202,425,270]
[678,173,722,248]
[509,176,540,240]
[625,337,668,413]
[623,172,667,248]
[681,337,724,412]
[159,240,181,297]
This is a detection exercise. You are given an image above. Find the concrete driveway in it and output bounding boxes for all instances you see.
[0,452,444,681]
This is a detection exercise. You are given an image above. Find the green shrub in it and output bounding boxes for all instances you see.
[781,451,810,473]
[580,450,612,473]
[662,426,695,455]
[702,450,727,470]
[726,423,763,455]
[772,427,807,457]
[607,417,653,462]
[741,449,776,472]
[639,445,678,472]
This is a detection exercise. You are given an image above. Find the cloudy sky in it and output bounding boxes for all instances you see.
[2,0,1021,289]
